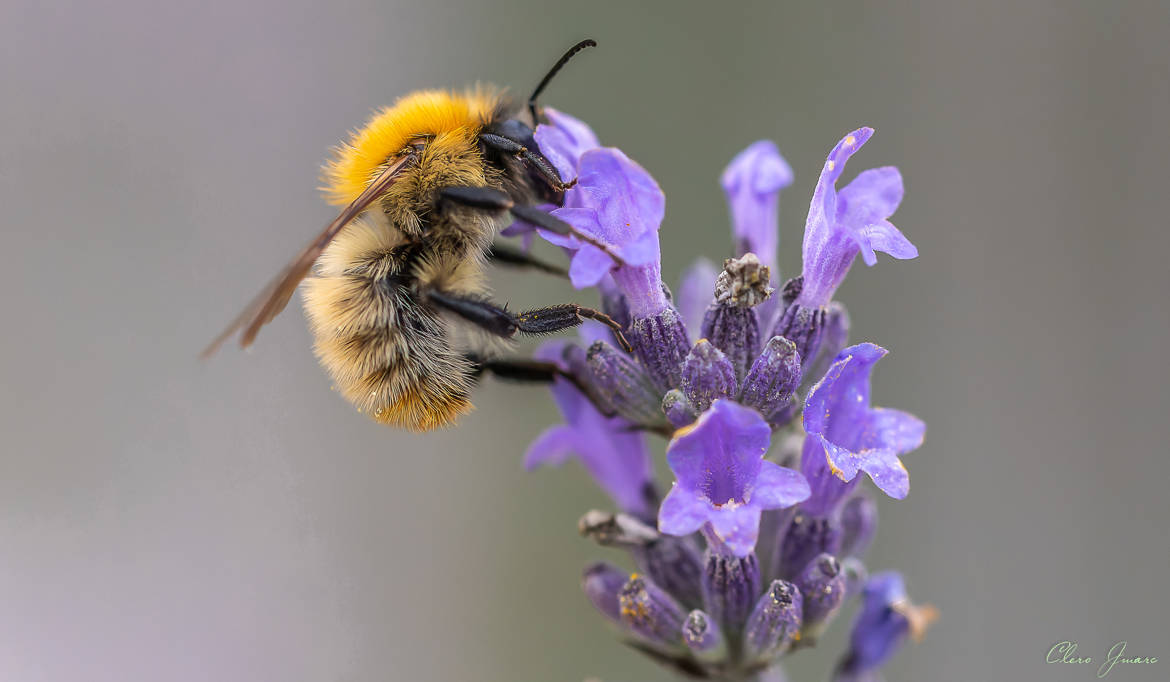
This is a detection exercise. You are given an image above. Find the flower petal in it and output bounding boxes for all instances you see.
[749,460,811,509]
[576,148,665,245]
[523,425,579,470]
[666,400,771,501]
[618,228,662,266]
[854,219,919,266]
[568,244,614,288]
[708,504,764,557]
[534,107,600,180]
[837,166,903,228]
[858,449,910,500]
[865,407,926,455]
[658,484,709,537]
[542,207,597,249]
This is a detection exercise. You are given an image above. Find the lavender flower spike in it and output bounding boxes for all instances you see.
[801,343,925,516]
[547,148,668,316]
[721,140,794,272]
[797,128,917,309]
[658,400,810,556]
[525,341,654,517]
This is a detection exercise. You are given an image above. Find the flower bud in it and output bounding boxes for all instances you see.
[628,307,691,392]
[772,277,827,371]
[700,544,761,632]
[795,553,846,641]
[582,561,628,624]
[743,579,803,660]
[619,573,688,647]
[841,557,868,600]
[683,609,727,661]
[680,340,737,412]
[634,536,705,610]
[774,511,843,581]
[701,254,772,381]
[587,340,664,426]
[840,494,878,558]
[739,336,801,422]
[805,301,850,383]
[662,389,698,428]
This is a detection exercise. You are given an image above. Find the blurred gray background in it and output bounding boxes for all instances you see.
[2,0,1168,680]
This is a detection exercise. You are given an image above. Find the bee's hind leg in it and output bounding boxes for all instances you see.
[464,354,622,421]
[427,289,632,352]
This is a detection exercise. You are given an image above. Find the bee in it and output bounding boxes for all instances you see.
[203,40,627,431]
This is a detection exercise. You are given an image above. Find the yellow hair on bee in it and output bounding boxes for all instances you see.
[323,88,503,206]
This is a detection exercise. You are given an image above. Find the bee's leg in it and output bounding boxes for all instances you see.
[488,240,568,277]
[438,186,626,266]
[479,133,572,190]
[463,355,623,421]
[427,289,632,352]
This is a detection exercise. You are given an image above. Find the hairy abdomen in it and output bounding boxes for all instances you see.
[301,220,476,430]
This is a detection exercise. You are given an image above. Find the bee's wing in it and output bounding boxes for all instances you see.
[200,153,416,358]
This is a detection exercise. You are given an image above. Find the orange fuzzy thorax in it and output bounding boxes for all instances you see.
[322,88,503,206]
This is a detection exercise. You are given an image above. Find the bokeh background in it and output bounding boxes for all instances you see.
[2,1,1168,680]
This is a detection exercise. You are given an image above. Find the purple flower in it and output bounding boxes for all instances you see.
[544,148,668,316]
[658,400,810,556]
[721,140,793,272]
[797,128,918,309]
[835,572,936,680]
[801,343,925,516]
[525,340,654,517]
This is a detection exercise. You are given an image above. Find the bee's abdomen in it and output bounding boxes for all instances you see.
[302,233,475,431]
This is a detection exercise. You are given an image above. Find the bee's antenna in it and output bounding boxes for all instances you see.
[528,39,597,123]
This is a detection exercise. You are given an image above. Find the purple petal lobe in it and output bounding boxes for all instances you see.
[708,505,765,557]
[567,244,612,287]
[658,485,709,537]
[749,461,811,508]
[523,425,578,470]
[666,400,769,503]
[837,166,903,229]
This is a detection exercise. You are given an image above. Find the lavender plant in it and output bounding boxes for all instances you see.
[521,109,935,681]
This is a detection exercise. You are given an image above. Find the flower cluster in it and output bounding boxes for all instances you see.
[522,109,934,681]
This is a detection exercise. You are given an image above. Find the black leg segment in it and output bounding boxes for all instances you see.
[427,289,632,352]
[438,185,627,266]
[479,132,573,191]
[488,241,568,277]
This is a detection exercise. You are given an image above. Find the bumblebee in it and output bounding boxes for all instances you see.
[204,40,626,430]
